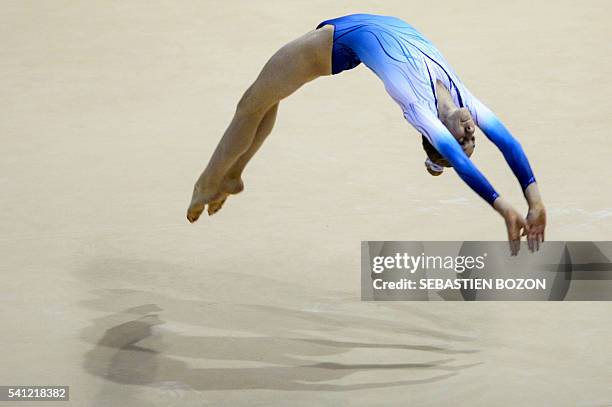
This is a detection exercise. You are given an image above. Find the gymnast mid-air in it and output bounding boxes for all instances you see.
[186,13,546,255]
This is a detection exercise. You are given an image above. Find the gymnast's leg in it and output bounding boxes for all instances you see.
[187,25,333,222]
[206,103,280,215]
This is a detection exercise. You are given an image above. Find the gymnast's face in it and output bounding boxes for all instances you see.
[446,108,475,158]
[457,129,475,158]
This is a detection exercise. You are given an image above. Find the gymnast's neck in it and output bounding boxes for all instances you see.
[435,80,458,121]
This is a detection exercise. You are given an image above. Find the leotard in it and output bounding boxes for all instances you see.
[317,14,536,205]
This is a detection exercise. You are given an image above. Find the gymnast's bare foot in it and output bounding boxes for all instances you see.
[187,175,244,222]
[205,175,244,216]
[186,179,219,223]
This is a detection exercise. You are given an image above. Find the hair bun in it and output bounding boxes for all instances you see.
[425,158,444,176]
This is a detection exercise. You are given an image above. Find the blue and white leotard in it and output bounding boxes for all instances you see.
[317,14,536,206]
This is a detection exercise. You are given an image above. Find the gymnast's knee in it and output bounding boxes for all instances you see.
[236,86,270,117]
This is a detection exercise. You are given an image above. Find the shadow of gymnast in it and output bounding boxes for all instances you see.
[82,306,480,392]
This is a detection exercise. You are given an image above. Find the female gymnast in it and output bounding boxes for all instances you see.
[186,14,546,255]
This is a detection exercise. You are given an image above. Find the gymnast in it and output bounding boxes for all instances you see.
[186,13,546,255]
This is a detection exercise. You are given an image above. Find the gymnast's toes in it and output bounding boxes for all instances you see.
[187,201,205,223]
[207,194,228,216]
[187,183,221,223]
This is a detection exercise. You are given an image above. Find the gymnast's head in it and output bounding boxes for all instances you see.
[423,107,476,176]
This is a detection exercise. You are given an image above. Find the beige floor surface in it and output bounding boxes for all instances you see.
[1,1,611,406]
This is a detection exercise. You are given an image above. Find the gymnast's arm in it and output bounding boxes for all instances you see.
[404,104,501,205]
[467,97,546,248]
[467,98,541,203]
[404,104,528,254]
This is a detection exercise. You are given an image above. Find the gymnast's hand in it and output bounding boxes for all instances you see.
[525,203,546,252]
[503,207,528,256]
[523,183,546,253]
[494,197,527,256]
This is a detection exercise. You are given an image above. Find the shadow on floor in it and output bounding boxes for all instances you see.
[78,258,481,392]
